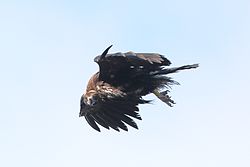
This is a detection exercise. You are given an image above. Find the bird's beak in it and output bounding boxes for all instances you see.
[79,109,84,117]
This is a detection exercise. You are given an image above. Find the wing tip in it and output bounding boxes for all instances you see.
[85,114,101,132]
[94,45,113,63]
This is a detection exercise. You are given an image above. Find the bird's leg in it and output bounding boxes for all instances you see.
[153,89,176,107]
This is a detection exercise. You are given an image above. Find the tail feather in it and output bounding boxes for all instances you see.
[152,64,199,75]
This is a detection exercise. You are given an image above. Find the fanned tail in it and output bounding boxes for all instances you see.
[152,64,199,106]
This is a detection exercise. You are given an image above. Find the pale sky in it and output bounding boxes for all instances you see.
[0,0,250,167]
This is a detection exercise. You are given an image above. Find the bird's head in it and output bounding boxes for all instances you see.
[79,91,99,117]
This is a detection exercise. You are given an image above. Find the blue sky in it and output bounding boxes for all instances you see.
[0,0,249,167]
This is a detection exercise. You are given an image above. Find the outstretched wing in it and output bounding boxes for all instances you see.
[80,91,149,132]
[94,45,171,87]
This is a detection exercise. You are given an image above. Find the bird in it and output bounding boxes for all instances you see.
[80,45,198,132]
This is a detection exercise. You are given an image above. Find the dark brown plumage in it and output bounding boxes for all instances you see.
[80,45,198,132]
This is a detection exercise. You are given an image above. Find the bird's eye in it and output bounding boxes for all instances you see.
[80,95,86,108]
[84,95,98,106]
[89,98,97,106]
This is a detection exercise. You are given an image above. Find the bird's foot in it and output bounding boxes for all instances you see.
[153,90,176,107]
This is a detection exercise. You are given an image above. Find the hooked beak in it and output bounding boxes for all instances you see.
[79,99,97,117]
[79,109,84,117]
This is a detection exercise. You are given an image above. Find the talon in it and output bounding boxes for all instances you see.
[153,90,175,107]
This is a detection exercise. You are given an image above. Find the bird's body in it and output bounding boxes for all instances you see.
[80,45,198,132]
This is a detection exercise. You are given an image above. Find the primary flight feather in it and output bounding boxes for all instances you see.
[80,45,198,132]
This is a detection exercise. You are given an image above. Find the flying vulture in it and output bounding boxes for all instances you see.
[80,45,198,132]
